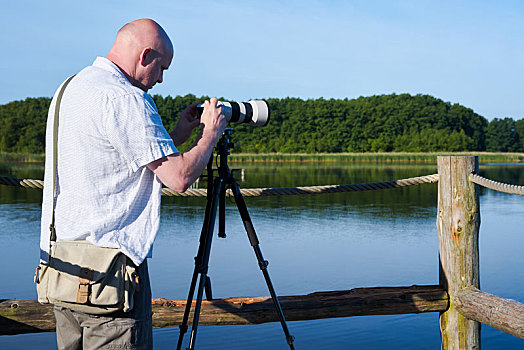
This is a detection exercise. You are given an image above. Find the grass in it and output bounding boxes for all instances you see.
[228,152,524,163]
[1,151,523,164]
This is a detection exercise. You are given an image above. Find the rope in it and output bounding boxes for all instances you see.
[469,174,524,195]
[0,174,438,197]
[0,176,44,189]
[4,173,524,197]
[161,174,440,197]
[0,174,439,197]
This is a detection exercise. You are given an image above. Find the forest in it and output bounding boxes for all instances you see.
[1,93,523,154]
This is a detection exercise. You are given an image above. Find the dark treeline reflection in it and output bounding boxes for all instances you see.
[0,162,44,204]
[237,162,438,187]
[2,162,523,218]
[479,164,524,186]
[161,163,441,220]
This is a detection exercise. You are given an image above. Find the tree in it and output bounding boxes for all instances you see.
[486,118,519,152]
[0,93,496,154]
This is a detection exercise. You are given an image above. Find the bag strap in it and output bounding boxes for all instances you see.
[49,75,75,242]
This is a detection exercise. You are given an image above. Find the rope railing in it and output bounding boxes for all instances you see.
[0,174,440,197]
[0,176,44,189]
[469,174,524,195]
[4,174,522,197]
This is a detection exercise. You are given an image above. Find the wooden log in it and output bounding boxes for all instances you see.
[0,285,448,335]
[455,287,524,340]
[437,156,481,349]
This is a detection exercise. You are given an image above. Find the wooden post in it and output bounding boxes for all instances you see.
[437,156,481,349]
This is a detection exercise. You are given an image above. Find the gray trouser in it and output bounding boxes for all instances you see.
[54,259,153,350]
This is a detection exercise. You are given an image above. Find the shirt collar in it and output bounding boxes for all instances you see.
[92,56,130,84]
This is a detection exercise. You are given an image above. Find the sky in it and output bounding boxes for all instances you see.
[1,0,524,120]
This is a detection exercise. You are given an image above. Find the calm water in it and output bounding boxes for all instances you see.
[0,160,523,349]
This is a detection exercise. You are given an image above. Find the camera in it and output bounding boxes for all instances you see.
[197,100,270,127]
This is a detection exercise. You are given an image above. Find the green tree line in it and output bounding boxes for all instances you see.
[1,93,523,154]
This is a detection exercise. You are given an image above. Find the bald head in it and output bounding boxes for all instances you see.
[115,19,173,55]
[107,19,174,92]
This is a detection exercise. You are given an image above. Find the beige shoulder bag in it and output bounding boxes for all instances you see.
[34,76,138,314]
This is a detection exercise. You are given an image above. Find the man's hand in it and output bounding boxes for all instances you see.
[200,97,227,140]
[149,97,227,192]
[170,103,200,147]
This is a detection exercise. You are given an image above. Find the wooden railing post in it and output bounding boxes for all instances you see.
[437,156,481,349]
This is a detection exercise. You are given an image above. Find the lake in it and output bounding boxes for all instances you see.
[0,160,523,349]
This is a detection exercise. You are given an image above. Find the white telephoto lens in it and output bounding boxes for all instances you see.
[197,100,270,126]
[248,100,270,126]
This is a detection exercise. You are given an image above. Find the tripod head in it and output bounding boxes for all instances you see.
[209,127,236,239]
[216,127,234,158]
[213,127,235,185]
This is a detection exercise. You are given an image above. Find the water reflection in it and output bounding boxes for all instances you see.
[480,164,524,186]
[1,161,522,222]
[2,161,521,218]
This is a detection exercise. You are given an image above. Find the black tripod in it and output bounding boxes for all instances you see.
[176,128,295,350]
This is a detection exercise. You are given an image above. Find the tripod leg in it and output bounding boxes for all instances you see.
[230,180,295,349]
[188,178,222,350]
[176,269,198,350]
[218,180,226,238]
[177,178,223,350]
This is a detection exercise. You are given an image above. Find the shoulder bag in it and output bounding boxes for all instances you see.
[34,75,138,315]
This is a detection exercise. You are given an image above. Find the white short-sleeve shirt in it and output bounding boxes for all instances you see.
[40,57,178,265]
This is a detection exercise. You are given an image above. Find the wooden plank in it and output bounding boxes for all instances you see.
[437,156,481,349]
[0,285,448,335]
[455,287,524,340]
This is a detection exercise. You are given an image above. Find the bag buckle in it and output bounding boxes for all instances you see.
[77,267,94,304]
[132,271,140,291]
[34,266,41,284]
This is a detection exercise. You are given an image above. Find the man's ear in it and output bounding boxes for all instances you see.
[140,48,152,66]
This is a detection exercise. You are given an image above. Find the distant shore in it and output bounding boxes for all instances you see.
[228,152,524,163]
[2,151,524,164]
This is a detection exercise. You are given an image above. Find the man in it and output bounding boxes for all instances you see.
[40,19,226,349]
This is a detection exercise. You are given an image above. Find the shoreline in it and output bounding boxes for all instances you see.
[2,151,524,164]
[228,152,524,163]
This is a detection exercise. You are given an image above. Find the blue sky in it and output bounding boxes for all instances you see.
[1,0,524,120]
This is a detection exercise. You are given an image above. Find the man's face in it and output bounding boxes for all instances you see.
[138,48,173,92]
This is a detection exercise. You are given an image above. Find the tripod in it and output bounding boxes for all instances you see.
[176,128,295,350]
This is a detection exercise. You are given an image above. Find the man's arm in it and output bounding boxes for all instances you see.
[147,98,226,192]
